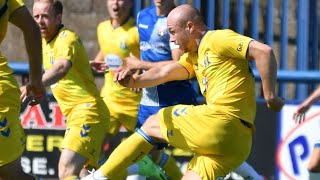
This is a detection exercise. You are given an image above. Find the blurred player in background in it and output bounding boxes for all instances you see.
[124,0,199,179]
[0,0,46,179]
[21,0,109,179]
[82,4,284,180]
[294,86,320,178]
[90,0,165,179]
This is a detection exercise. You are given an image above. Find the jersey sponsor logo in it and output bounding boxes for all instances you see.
[140,41,168,53]
[105,53,123,70]
[138,23,149,29]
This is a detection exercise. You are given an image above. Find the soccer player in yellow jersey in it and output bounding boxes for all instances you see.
[90,0,167,179]
[92,0,141,142]
[21,0,109,179]
[82,4,285,180]
[0,0,46,179]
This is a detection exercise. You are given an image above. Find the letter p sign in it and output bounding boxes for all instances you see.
[288,136,309,175]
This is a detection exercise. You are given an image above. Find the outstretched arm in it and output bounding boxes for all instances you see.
[247,40,284,112]
[42,59,71,87]
[114,62,189,88]
[293,86,320,123]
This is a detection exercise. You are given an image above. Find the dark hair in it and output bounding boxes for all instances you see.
[53,0,63,16]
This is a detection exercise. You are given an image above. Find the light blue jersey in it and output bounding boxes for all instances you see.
[136,7,198,126]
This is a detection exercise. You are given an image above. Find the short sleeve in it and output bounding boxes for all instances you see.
[178,52,197,79]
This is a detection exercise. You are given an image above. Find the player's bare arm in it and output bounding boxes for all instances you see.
[42,59,72,86]
[293,86,320,123]
[247,40,284,112]
[90,51,107,73]
[115,62,189,88]
[11,6,46,105]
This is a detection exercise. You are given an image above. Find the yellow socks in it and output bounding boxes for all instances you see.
[63,175,79,180]
[100,132,154,179]
[159,152,183,180]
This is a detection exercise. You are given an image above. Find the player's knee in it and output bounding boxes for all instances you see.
[141,114,160,135]
[307,162,320,173]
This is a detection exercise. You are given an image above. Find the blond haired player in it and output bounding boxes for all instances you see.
[82,4,284,180]
[21,0,109,179]
[0,0,46,179]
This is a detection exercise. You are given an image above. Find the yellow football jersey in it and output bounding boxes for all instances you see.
[0,0,24,76]
[42,26,101,118]
[97,18,141,134]
[179,29,255,123]
[97,18,141,99]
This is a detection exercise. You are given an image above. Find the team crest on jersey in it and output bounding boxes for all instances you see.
[120,40,127,49]
[157,26,167,37]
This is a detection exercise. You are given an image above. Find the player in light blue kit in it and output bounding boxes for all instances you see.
[124,0,198,179]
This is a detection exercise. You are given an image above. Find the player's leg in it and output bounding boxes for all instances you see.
[58,148,88,179]
[157,105,253,180]
[82,114,167,180]
[60,120,107,179]
[138,105,182,180]
[234,161,265,180]
[182,169,201,180]
[0,158,36,180]
[308,142,320,172]
[0,77,36,179]
[150,150,183,180]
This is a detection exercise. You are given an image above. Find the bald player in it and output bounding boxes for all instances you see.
[82,4,284,180]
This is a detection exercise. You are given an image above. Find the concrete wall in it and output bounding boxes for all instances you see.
[1,0,108,61]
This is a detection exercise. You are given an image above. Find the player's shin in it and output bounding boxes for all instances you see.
[158,152,183,180]
[100,130,155,179]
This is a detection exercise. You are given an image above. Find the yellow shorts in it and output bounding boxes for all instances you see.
[158,104,252,180]
[102,95,139,136]
[62,98,109,168]
[0,75,25,166]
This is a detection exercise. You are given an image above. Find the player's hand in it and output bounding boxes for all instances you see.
[266,96,285,112]
[114,67,134,87]
[130,87,141,93]
[21,81,46,106]
[90,60,108,73]
[125,53,141,70]
[293,103,310,124]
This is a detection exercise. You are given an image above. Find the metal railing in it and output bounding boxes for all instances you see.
[134,0,319,101]
[8,0,319,102]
